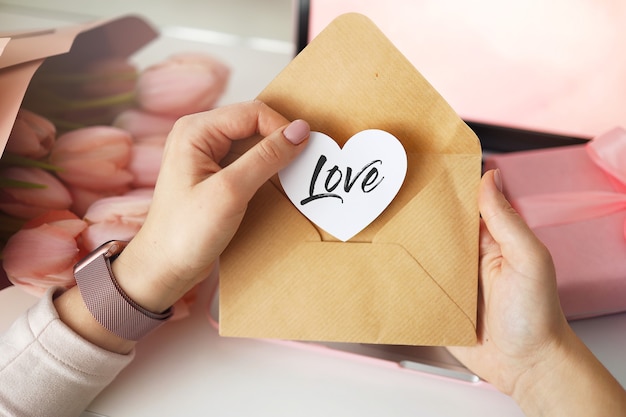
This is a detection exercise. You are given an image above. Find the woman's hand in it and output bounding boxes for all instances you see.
[55,101,309,353]
[449,169,626,416]
[448,169,568,394]
[114,101,310,313]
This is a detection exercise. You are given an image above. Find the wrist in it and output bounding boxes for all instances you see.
[110,236,188,314]
[510,326,572,415]
[74,240,173,341]
[55,287,136,354]
[513,326,626,416]
[55,238,181,354]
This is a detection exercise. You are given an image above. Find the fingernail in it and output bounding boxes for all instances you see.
[283,119,310,145]
[493,168,503,193]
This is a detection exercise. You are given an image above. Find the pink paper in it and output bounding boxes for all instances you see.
[0,16,158,154]
[0,38,9,56]
[0,60,45,158]
[484,146,626,319]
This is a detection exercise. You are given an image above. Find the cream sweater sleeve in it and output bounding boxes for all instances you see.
[0,288,134,417]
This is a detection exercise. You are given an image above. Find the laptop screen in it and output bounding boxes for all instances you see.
[297,0,626,140]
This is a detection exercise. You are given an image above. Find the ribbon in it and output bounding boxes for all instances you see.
[513,127,626,238]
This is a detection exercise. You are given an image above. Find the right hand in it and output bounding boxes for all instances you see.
[448,169,569,395]
[448,170,626,416]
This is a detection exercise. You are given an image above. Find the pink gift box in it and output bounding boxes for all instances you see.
[484,129,626,320]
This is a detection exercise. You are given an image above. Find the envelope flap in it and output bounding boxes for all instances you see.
[226,180,322,251]
[221,239,477,345]
[375,154,481,323]
[258,13,480,156]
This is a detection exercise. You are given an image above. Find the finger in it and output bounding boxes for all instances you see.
[212,119,310,202]
[162,101,293,172]
[184,100,291,141]
[478,169,548,264]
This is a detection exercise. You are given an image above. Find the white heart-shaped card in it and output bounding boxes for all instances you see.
[279,130,407,241]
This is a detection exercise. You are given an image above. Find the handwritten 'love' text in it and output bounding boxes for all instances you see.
[300,155,384,205]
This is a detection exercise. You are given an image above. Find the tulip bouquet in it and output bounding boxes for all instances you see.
[0,52,230,319]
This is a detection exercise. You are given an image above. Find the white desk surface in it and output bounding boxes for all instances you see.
[1,276,626,417]
[1,5,626,417]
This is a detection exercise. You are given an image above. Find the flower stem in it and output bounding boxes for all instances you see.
[0,177,47,189]
[0,153,62,172]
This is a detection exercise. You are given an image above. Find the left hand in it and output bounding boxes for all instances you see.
[113,100,310,313]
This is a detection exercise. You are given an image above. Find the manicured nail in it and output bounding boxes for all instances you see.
[283,119,310,145]
[493,168,503,193]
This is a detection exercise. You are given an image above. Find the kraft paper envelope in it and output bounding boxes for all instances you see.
[219,13,481,346]
[0,15,158,154]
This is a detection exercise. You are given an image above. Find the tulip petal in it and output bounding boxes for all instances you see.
[81,221,141,251]
[56,159,134,190]
[129,142,163,187]
[50,126,134,192]
[136,53,229,118]
[84,193,152,225]
[112,109,176,138]
[0,167,72,219]
[3,221,83,295]
[6,109,56,159]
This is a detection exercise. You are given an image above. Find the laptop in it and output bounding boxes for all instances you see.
[296,0,625,146]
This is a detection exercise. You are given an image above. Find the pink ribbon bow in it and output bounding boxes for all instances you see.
[513,127,626,238]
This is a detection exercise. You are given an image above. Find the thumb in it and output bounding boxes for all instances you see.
[479,169,547,263]
[221,119,310,200]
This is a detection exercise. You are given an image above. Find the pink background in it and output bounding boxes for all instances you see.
[309,0,626,138]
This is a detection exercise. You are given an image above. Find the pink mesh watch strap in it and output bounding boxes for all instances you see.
[74,241,173,341]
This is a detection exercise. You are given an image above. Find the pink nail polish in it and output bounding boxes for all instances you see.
[283,119,310,145]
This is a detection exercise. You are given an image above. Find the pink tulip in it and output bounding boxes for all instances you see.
[0,167,72,219]
[81,190,152,251]
[84,189,153,223]
[67,185,131,218]
[49,126,134,191]
[81,221,142,252]
[112,109,177,138]
[129,142,163,187]
[5,109,56,158]
[136,53,230,118]
[2,210,87,296]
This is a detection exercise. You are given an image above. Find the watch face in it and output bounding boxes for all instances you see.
[74,240,128,273]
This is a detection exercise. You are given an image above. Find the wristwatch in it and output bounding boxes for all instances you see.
[74,240,173,341]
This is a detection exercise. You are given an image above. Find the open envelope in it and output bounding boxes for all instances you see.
[219,13,482,346]
[0,15,157,154]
